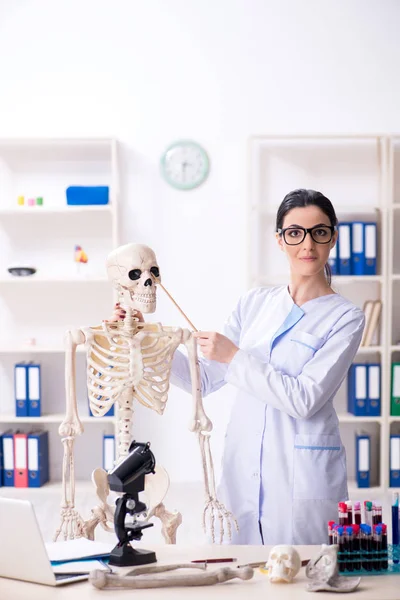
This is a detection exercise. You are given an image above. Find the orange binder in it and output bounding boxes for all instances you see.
[14,432,28,487]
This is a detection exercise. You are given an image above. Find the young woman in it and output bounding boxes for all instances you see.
[112,188,365,546]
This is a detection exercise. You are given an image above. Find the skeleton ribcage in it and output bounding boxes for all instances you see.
[84,323,182,416]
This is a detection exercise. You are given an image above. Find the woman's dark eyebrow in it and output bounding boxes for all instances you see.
[286,222,330,228]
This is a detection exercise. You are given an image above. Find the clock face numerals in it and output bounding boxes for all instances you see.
[161,141,209,190]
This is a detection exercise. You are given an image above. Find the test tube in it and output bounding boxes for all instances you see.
[328,521,336,545]
[352,524,361,571]
[381,523,388,570]
[365,524,372,572]
[375,502,382,526]
[337,526,346,572]
[338,502,348,526]
[374,525,382,571]
[364,501,373,528]
[353,501,362,525]
[392,491,399,564]
[360,524,372,571]
[346,501,353,525]
[345,526,354,572]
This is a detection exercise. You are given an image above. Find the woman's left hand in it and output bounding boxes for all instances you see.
[192,331,239,363]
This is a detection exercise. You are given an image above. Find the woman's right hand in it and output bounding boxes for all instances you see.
[106,303,145,323]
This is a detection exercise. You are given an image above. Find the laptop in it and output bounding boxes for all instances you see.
[0,497,110,586]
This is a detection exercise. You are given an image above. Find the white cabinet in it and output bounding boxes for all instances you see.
[248,135,390,493]
[0,138,120,492]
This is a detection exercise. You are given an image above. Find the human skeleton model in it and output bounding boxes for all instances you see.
[56,243,237,545]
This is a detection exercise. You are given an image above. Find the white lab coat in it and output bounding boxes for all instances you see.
[171,285,365,546]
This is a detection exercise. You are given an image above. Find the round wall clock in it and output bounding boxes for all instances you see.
[160,140,210,190]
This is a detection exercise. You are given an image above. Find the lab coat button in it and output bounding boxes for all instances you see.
[252,471,259,478]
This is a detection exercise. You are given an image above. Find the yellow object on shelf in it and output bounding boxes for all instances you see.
[17,196,24,206]
[74,245,88,264]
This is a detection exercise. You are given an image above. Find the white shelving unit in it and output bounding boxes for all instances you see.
[388,137,400,494]
[248,135,390,494]
[0,138,120,493]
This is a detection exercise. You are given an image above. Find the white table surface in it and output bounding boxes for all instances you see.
[0,544,398,599]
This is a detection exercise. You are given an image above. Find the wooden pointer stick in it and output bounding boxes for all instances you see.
[159,283,198,332]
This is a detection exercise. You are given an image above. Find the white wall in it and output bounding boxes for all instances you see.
[0,0,400,484]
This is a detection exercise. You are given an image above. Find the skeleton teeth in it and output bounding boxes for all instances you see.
[129,292,156,304]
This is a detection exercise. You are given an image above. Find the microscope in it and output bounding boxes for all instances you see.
[107,440,157,567]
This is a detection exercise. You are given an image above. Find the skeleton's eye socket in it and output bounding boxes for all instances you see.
[281,554,289,560]
[150,266,160,278]
[129,269,142,280]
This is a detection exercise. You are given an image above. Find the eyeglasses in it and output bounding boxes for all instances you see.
[277,225,336,246]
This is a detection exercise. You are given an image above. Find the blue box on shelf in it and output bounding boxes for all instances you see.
[66,186,109,206]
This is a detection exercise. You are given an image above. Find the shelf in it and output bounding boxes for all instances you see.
[252,204,381,217]
[0,205,112,215]
[0,480,94,495]
[332,275,382,283]
[390,346,400,353]
[388,416,400,424]
[0,413,115,424]
[255,275,382,286]
[391,275,400,281]
[0,345,86,354]
[0,137,115,161]
[338,413,383,424]
[392,204,400,210]
[356,346,382,354]
[347,482,383,496]
[0,276,108,283]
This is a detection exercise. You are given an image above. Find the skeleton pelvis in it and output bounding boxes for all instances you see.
[85,323,182,416]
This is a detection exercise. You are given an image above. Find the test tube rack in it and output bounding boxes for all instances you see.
[341,544,400,576]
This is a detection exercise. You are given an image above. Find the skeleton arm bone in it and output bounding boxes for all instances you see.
[182,329,212,433]
[55,329,87,541]
[59,329,86,437]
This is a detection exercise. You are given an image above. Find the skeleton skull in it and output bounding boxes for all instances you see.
[106,243,161,314]
[266,545,301,583]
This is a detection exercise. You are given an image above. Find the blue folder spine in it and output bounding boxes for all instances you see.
[367,363,381,416]
[28,430,49,487]
[351,222,366,275]
[328,241,338,275]
[27,363,41,417]
[0,432,3,487]
[2,430,15,486]
[347,364,367,416]
[364,223,377,275]
[390,434,400,488]
[103,434,115,472]
[14,363,28,417]
[356,433,370,488]
[338,223,352,275]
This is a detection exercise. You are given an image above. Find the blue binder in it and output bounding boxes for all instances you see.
[103,434,115,472]
[328,242,338,275]
[347,364,367,416]
[338,223,352,275]
[356,433,370,488]
[351,222,366,275]
[390,434,400,488]
[27,430,49,487]
[27,363,41,417]
[367,364,381,416]
[364,223,377,275]
[2,430,15,486]
[0,431,3,486]
[14,363,28,417]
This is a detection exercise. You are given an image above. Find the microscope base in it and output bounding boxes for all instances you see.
[109,543,157,567]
